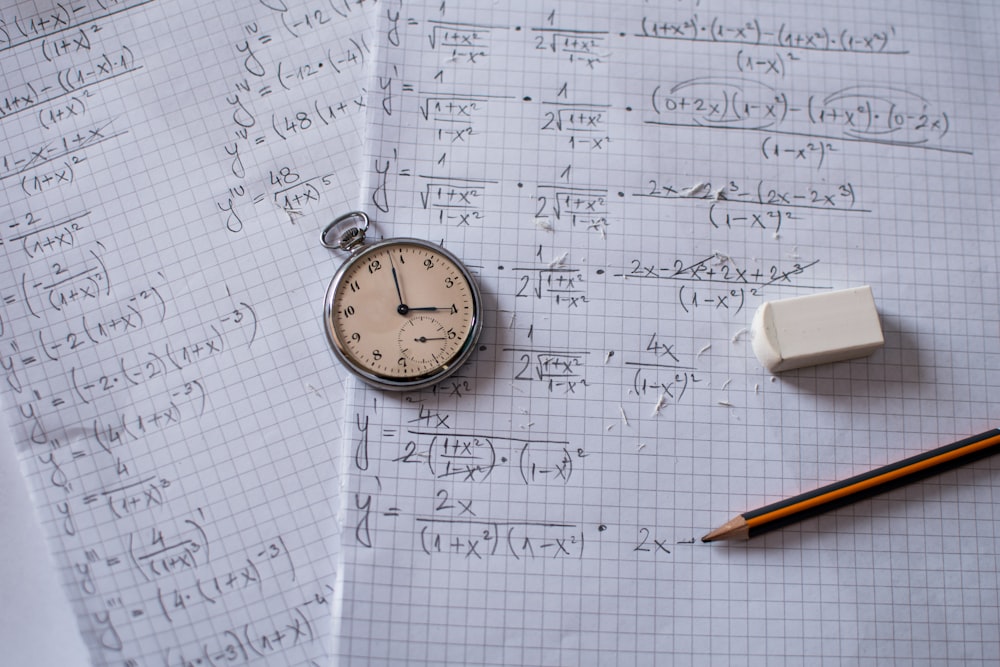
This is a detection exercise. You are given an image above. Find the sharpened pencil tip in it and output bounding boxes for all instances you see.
[701,529,721,543]
[701,516,750,542]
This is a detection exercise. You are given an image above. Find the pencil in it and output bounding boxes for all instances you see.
[702,428,1000,542]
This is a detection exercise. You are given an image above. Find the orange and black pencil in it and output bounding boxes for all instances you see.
[703,428,1000,542]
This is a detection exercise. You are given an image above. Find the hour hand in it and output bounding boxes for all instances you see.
[409,304,456,313]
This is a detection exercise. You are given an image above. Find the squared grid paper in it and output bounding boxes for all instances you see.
[0,0,373,665]
[337,0,1000,665]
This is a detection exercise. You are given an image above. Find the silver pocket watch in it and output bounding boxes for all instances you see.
[321,211,483,391]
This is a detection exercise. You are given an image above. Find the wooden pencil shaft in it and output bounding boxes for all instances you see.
[704,429,1000,541]
[745,429,1000,536]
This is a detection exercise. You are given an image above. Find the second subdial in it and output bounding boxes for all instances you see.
[398,316,451,366]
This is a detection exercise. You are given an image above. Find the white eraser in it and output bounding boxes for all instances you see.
[750,286,884,372]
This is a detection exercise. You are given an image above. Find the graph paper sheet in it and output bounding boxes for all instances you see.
[0,1,371,665]
[337,0,1000,665]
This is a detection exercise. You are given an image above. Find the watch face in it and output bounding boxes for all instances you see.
[324,238,482,390]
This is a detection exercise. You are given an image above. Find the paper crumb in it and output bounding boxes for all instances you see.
[651,393,667,416]
[754,383,759,394]
[712,251,733,265]
[637,442,647,452]
[281,203,304,224]
[721,378,732,391]
[697,343,712,357]
[619,405,629,426]
[731,327,748,343]
[717,400,734,407]
[548,251,569,268]
[682,182,710,197]
[712,187,727,201]
[535,218,554,232]
[604,350,614,364]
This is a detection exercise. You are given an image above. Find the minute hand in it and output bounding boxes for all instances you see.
[390,266,405,306]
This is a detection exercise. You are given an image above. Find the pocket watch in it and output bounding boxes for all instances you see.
[321,211,483,391]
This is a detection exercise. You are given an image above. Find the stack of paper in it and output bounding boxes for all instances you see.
[2,1,999,665]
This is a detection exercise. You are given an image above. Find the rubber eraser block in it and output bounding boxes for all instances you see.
[750,286,884,372]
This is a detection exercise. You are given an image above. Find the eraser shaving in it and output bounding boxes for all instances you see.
[750,286,884,372]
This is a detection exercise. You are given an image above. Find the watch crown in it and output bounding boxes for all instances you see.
[321,210,370,252]
[339,227,366,251]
